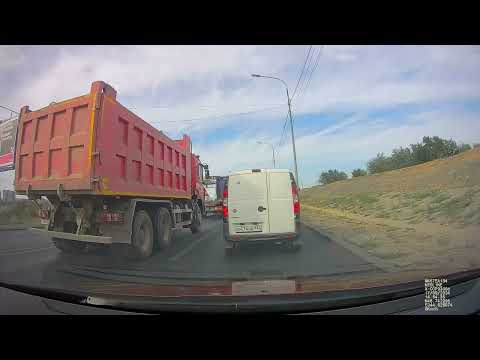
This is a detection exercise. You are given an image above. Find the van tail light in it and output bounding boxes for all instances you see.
[292,182,300,215]
[222,186,228,219]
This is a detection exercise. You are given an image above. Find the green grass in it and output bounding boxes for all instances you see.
[431,192,451,204]
[422,190,476,222]
[405,189,439,201]
[328,193,379,210]
[357,193,379,205]
[407,217,423,224]
[437,237,451,247]
[376,252,409,260]
[0,201,39,225]
[440,197,472,219]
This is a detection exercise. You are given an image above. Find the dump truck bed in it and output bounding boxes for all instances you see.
[14,81,193,199]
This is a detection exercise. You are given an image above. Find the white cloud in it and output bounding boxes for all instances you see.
[195,107,480,187]
[1,45,480,190]
[4,45,479,129]
[0,46,24,70]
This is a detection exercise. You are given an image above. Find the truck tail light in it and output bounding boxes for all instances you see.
[222,186,228,219]
[99,211,124,224]
[38,209,50,220]
[292,182,300,215]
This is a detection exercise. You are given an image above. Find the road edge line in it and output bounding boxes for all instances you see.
[300,219,399,273]
[0,224,29,231]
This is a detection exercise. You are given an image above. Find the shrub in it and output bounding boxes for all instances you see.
[319,169,348,185]
[352,168,367,177]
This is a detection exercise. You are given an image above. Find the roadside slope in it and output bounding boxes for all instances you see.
[300,147,480,271]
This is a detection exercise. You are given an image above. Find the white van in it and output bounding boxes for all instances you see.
[222,169,302,255]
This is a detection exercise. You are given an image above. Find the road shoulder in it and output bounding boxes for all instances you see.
[0,224,28,231]
[300,218,398,273]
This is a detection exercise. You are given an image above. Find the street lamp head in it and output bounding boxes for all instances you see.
[251,74,261,78]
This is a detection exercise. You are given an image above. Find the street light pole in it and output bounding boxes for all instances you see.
[285,87,299,186]
[257,141,276,168]
[271,143,276,168]
[252,74,299,184]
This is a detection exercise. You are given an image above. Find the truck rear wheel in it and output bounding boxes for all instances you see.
[130,210,154,260]
[190,202,202,234]
[156,208,173,250]
[52,238,87,254]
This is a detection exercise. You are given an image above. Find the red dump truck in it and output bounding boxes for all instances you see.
[14,81,209,259]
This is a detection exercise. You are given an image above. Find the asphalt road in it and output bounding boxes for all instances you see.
[0,217,380,289]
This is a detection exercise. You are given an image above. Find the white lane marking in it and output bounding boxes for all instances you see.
[168,234,210,262]
[168,222,217,262]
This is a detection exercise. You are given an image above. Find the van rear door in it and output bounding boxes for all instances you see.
[228,171,270,235]
[267,171,295,234]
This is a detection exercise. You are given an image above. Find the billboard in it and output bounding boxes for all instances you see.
[0,117,18,172]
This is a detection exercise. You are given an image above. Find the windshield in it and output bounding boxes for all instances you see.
[1,45,479,313]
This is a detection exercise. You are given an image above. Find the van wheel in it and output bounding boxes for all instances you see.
[156,208,173,250]
[52,238,87,254]
[130,210,154,260]
[190,203,202,234]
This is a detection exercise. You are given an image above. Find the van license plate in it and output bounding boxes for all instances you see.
[235,224,262,233]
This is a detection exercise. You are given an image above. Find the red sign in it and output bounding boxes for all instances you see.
[0,117,18,172]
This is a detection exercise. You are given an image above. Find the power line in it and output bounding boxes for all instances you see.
[278,112,289,147]
[277,45,313,152]
[146,105,284,124]
[295,46,317,99]
[301,45,324,100]
[0,105,19,115]
[291,45,312,100]
[289,45,325,128]
[126,103,284,110]
[297,45,324,106]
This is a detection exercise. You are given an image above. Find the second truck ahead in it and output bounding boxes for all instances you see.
[204,176,228,217]
[14,81,209,259]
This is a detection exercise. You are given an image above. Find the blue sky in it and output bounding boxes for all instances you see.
[1,45,480,190]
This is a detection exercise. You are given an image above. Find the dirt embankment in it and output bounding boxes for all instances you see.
[300,148,480,272]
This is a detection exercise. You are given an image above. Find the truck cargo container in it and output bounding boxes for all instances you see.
[14,81,209,259]
[216,176,228,203]
[204,182,218,216]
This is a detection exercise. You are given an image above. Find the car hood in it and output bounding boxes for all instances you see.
[2,267,479,314]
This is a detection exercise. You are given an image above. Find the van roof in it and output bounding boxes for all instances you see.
[229,168,291,176]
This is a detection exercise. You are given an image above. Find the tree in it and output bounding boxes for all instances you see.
[352,168,367,177]
[319,169,348,185]
[367,153,392,174]
[458,143,472,153]
[390,146,413,169]
[365,136,473,176]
